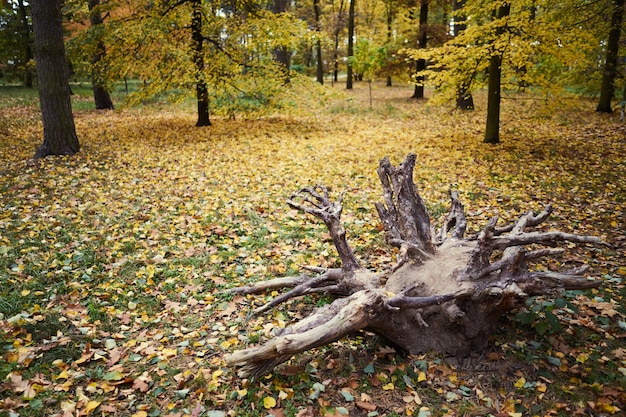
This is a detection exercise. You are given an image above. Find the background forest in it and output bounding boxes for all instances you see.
[2,0,626,126]
[1,1,626,417]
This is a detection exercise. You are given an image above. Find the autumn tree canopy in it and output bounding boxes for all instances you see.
[1,0,624,128]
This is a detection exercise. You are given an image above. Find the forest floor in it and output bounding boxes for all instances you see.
[0,82,625,417]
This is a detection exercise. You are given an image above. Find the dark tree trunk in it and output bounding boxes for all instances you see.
[484,3,510,144]
[332,0,346,83]
[453,0,474,110]
[88,0,114,110]
[314,0,324,84]
[31,0,80,159]
[516,2,536,91]
[226,154,607,377]
[273,0,292,84]
[17,0,33,88]
[596,0,625,113]
[385,0,393,87]
[346,0,355,89]
[191,0,211,126]
[412,0,428,99]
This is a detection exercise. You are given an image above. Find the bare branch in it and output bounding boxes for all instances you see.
[226,290,379,377]
[252,269,346,315]
[376,154,435,259]
[386,293,457,309]
[226,274,310,295]
[287,186,361,272]
[439,190,467,242]
[492,231,610,250]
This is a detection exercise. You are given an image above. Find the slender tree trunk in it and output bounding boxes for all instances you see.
[314,0,324,84]
[88,0,114,110]
[453,0,474,110]
[191,0,211,126]
[386,0,393,87]
[346,0,356,89]
[273,0,292,84]
[517,2,536,91]
[596,0,625,113]
[31,0,80,158]
[412,0,428,99]
[332,0,345,83]
[17,0,33,88]
[484,3,510,144]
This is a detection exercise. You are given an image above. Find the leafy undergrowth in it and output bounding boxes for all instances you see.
[0,84,625,417]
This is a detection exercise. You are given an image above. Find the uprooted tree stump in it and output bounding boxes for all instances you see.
[225,154,608,377]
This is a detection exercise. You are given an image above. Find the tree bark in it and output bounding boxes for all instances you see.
[31,0,80,159]
[385,0,393,87]
[191,0,211,126]
[346,0,355,89]
[412,0,428,99]
[88,0,114,110]
[226,154,607,377]
[273,0,292,84]
[453,0,474,110]
[314,0,324,84]
[17,0,33,88]
[484,3,510,144]
[331,0,346,83]
[596,0,625,113]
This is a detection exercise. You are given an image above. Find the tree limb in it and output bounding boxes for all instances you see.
[225,290,380,377]
[287,186,361,272]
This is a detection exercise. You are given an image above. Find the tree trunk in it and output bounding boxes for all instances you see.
[332,0,346,83]
[516,2,536,91]
[453,0,474,110]
[226,154,607,377]
[346,0,355,89]
[596,0,625,113]
[412,0,428,99]
[314,0,324,84]
[88,0,114,110]
[484,3,510,144]
[191,0,211,126]
[385,0,393,87]
[17,0,33,88]
[273,0,292,84]
[31,0,80,159]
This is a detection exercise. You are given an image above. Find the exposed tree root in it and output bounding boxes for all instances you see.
[225,154,609,377]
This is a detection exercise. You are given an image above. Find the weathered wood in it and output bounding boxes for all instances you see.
[225,154,608,377]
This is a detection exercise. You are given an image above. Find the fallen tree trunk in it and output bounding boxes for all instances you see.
[225,154,608,377]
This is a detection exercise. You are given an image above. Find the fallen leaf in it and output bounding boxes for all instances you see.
[84,400,101,415]
[263,396,277,409]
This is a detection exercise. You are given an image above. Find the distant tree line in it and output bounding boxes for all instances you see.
[0,0,623,156]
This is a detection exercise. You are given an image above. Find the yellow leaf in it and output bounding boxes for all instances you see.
[21,289,30,296]
[61,400,76,413]
[382,382,394,391]
[132,412,148,417]
[263,396,277,409]
[161,348,177,359]
[514,377,526,389]
[84,400,101,415]
[55,370,69,380]
[417,371,427,382]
